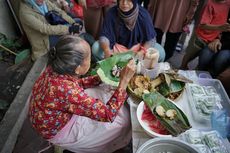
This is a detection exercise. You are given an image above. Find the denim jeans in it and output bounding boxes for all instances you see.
[198,47,230,77]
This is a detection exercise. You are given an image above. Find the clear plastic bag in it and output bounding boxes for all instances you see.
[211,109,230,138]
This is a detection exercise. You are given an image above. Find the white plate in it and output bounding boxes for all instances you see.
[136,101,172,138]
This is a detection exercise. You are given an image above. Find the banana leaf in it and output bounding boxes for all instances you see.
[97,51,134,86]
[158,80,185,97]
[163,71,193,83]
[142,91,191,136]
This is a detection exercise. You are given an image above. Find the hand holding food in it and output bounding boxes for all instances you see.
[118,60,136,90]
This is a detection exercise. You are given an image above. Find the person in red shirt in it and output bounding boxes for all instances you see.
[180,0,230,69]
[29,35,136,153]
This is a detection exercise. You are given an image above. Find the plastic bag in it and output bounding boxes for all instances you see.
[211,109,230,138]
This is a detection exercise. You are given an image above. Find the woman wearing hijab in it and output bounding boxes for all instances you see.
[19,0,81,61]
[92,0,165,62]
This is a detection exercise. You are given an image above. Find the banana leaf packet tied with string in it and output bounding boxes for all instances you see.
[142,91,191,136]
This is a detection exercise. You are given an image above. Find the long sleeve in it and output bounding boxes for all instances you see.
[67,87,127,122]
[77,75,101,88]
[21,11,69,35]
[45,78,127,122]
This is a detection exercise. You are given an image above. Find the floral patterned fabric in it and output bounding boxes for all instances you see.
[29,66,127,139]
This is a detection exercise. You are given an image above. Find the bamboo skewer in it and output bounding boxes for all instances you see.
[0,44,17,55]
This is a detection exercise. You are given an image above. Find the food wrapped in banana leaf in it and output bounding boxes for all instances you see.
[143,91,191,136]
[128,75,151,98]
[97,51,134,86]
[128,70,192,101]
[150,71,193,101]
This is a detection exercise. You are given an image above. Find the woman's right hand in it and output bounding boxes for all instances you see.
[208,39,222,53]
[118,59,136,90]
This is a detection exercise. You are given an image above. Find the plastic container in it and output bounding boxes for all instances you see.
[198,73,212,79]
[186,84,216,122]
[186,79,230,123]
[143,48,159,69]
[140,63,159,79]
[180,129,228,153]
[198,78,230,114]
[203,131,228,153]
[184,129,203,144]
[136,138,199,153]
[193,144,211,153]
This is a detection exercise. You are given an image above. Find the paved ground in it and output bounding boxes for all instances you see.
[0,58,33,121]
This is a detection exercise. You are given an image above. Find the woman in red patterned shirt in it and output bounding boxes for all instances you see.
[29,35,136,153]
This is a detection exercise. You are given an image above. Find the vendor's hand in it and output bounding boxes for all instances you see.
[118,60,136,90]
[218,23,230,32]
[208,39,222,53]
[104,51,112,58]
[135,50,145,60]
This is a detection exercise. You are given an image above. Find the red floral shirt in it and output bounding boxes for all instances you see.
[29,66,127,139]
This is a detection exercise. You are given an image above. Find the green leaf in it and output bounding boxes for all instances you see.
[169,80,185,93]
[158,82,170,96]
[158,80,185,97]
[97,51,134,86]
[142,91,191,136]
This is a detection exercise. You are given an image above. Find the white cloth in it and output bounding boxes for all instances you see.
[49,85,131,153]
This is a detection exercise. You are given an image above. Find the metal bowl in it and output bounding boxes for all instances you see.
[137,138,199,153]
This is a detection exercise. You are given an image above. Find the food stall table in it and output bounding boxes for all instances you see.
[127,70,230,153]
[128,96,150,153]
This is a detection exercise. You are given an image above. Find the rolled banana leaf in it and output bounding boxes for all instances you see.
[97,51,134,86]
[142,91,191,136]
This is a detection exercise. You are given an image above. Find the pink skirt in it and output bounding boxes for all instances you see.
[49,85,131,153]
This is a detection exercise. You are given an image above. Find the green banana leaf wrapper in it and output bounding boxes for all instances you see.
[97,51,134,86]
[158,80,185,97]
[142,91,191,136]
